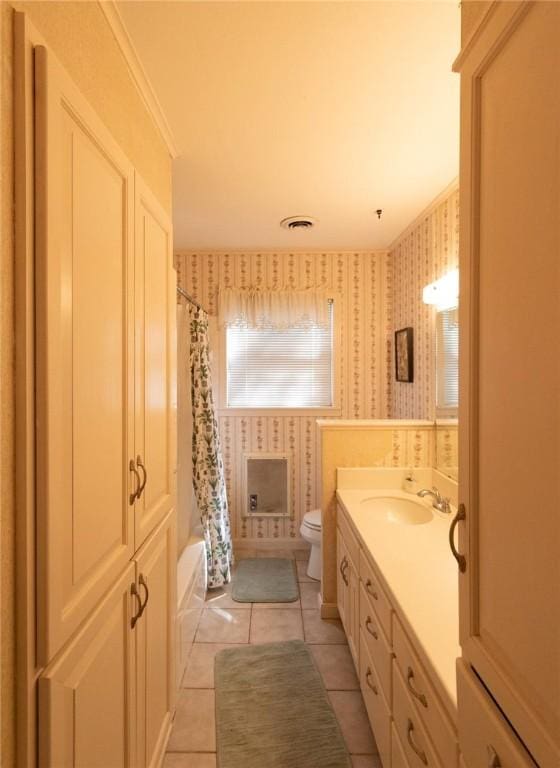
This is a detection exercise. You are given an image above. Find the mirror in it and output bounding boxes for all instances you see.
[434,307,459,480]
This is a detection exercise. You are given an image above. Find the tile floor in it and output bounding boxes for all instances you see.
[164,549,382,768]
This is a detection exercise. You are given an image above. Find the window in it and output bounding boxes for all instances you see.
[436,308,459,411]
[226,302,333,408]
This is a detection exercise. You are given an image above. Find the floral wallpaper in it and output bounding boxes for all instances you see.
[391,184,459,419]
[435,421,459,480]
[175,251,392,543]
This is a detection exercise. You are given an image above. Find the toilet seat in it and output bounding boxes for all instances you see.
[299,509,322,581]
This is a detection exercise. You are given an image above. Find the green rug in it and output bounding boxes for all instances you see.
[215,641,352,768]
[231,558,299,603]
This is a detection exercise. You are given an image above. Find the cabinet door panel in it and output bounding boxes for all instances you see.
[457,660,535,768]
[457,4,560,765]
[134,176,176,549]
[336,529,347,629]
[135,512,176,768]
[39,564,136,768]
[35,45,135,663]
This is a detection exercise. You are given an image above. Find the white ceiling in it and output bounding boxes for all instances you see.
[118,1,460,250]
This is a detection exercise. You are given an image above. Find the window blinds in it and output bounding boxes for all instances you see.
[436,308,459,409]
[226,303,333,408]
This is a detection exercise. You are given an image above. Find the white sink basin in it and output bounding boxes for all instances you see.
[360,495,433,525]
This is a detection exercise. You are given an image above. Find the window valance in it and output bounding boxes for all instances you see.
[218,287,332,329]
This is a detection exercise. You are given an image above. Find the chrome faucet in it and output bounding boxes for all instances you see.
[417,487,452,514]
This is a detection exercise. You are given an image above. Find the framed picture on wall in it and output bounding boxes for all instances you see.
[395,327,414,382]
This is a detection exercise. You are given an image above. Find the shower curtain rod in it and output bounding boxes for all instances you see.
[177,285,203,311]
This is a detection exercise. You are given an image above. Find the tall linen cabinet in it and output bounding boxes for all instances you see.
[454,3,559,767]
[33,42,177,768]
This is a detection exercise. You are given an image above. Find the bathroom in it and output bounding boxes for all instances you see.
[2,2,558,768]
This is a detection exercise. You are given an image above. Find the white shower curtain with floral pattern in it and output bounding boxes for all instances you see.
[189,304,233,588]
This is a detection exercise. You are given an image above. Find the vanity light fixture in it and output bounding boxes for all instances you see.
[422,268,459,311]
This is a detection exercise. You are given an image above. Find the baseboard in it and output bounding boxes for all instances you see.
[233,537,310,551]
[319,599,340,620]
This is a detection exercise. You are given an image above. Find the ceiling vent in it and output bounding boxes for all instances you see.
[280,216,317,230]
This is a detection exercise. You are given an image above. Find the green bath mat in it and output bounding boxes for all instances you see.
[215,640,352,768]
[231,558,299,603]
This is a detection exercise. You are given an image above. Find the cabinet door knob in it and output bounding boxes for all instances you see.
[449,504,467,572]
[136,455,147,498]
[487,746,501,768]
[129,459,141,505]
[365,579,378,600]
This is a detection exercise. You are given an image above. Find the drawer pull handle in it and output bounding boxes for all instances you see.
[407,666,428,708]
[129,459,141,504]
[487,746,501,768]
[406,719,428,765]
[365,667,378,695]
[130,583,142,629]
[340,557,349,586]
[138,573,149,615]
[449,504,467,573]
[136,455,147,498]
[365,579,378,600]
[365,617,378,640]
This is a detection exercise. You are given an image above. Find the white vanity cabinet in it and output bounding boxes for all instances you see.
[336,503,459,768]
[455,3,560,766]
[336,510,360,667]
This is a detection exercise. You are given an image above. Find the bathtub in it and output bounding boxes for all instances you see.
[175,536,206,689]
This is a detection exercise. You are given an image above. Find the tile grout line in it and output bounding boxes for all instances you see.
[171,565,377,766]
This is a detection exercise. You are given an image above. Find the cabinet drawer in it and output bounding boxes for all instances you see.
[359,549,392,643]
[393,615,457,768]
[337,503,360,568]
[393,662,443,768]
[359,583,392,705]
[457,660,536,768]
[360,630,391,768]
[392,723,411,768]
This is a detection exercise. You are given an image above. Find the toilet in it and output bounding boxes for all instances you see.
[300,509,322,581]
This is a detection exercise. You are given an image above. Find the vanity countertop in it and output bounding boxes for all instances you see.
[336,485,461,718]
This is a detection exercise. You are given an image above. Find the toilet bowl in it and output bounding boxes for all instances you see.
[300,509,322,581]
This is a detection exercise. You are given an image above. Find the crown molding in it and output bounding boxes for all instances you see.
[98,1,179,158]
[388,176,459,252]
[452,0,498,73]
